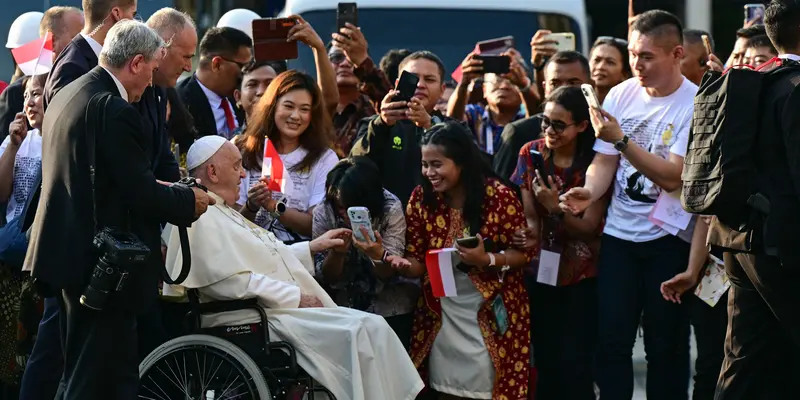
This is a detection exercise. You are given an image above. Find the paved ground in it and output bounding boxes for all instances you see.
[632,329,698,399]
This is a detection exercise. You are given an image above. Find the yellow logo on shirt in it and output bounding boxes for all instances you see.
[662,124,674,145]
[392,136,402,150]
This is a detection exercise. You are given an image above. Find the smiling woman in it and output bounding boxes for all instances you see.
[233,70,339,244]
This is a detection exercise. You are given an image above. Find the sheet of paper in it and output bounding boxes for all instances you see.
[537,250,561,286]
[694,259,731,307]
[652,191,692,230]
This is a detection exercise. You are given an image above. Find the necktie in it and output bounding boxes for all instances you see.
[220,97,237,138]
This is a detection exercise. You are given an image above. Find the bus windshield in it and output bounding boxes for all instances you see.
[288,8,582,81]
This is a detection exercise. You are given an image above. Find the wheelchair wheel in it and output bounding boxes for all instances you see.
[139,334,271,400]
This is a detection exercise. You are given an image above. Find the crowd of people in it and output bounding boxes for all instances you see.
[0,0,797,399]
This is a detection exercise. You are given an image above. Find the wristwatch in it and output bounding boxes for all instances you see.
[613,135,630,152]
[270,197,288,219]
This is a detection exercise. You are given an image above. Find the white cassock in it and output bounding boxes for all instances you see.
[162,192,423,400]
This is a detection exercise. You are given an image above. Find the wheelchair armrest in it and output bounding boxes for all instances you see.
[195,297,259,315]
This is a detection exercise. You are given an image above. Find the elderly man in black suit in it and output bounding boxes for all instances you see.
[176,26,250,139]
[25,20,214,400]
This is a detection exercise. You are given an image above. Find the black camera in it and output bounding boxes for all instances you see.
[80,227,151,310]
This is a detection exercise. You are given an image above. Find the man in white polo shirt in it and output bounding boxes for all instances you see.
[560,10,696,400]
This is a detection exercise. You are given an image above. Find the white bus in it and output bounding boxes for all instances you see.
[278,0,588,79]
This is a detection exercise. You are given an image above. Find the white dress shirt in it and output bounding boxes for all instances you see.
[196,77,238,137]
[101,67,128,102]
[778,54,800,61]
[80,33,103,57]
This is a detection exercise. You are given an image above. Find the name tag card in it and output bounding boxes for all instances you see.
[536,245,561,286]
[649,191,691,235]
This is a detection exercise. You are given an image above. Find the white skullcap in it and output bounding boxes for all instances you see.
[187,136,228,171]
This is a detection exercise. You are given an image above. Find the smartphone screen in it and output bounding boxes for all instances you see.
[744,4,765,25]
[337,3,358,30]
[394,71,420,102]
[475,55,511,74]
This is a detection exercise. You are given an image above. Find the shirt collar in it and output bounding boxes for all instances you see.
[101,67,129,102]
[80,33,103,57]
[779,54,800,61]
[195,76,224,108]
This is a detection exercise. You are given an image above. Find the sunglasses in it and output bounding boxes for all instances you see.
[541,115,576,134]
[220,56,251,70]
[328,52,347,64]
[594,36,628,47]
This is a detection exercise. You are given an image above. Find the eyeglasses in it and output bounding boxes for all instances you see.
[219,56,251,71]
[594,36,628,47]
[328,52,346,64]
[541,115,576,134]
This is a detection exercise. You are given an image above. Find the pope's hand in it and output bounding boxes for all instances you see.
[299,293,324,308]
[310,228,352,253]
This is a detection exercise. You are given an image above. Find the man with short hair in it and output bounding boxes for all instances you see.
[351,51,449,205]
[448,51,534,157]
[44,0,138,108]
[493,51,592,180]
[711,1,800,397]
[681,29,714,86]
[176,27,252,139]
[727,24,767,68]
[743,34,778,68]
[560,10,696,399]
[40,6,85,59]
[328,24,391,156]
[26,20,211,400]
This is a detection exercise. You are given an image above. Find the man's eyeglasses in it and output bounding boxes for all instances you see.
[541,116,576,134]
[220,56,251,71]
[594,36,628,47]
[328,52,346,64]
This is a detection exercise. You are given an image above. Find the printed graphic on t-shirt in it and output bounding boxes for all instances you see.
[616,120,677,205]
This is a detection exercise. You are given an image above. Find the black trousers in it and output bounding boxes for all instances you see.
[529,278,597,400]
[715,252,800,400]
[687,291,728,400]
[54,290,139,400]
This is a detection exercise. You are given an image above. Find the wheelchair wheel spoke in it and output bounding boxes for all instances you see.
[139,373,173,400]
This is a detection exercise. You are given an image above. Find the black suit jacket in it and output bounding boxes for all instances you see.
[44,34,98,110]
[176,75,244,138]
[136,85,180,182]
[25,67,196,312]
[0,79,24,143]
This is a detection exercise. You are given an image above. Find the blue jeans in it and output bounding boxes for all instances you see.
[596,234,691,400]
[19,297,62,400]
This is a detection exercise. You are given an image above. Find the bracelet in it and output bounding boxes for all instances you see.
[487,253,496,267]
[381,250,390,264]
[245,199,259,213]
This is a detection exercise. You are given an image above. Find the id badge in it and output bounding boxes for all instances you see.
[492,295,509,336]
[537,242,562,286]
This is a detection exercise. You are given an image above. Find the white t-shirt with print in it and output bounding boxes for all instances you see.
[593,77,697,242]
[238,147,339,242]
[0,130,42,222]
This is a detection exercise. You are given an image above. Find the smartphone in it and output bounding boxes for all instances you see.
[456,237,479,249]
[475,55,511,74]
[347,207,376,242]
[701,34,713,55]
[252,18,298,62]
[476,36,515,56]
[337,3,358,31]
[529,148,552,189]
[544,33,576,52]
[580,84,601,109]
[744,4,765,26]
[394,71,420,102]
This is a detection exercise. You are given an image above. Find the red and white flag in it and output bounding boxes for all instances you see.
[11,32,54,76]
[262,138,288,193]
[426,248,459,297]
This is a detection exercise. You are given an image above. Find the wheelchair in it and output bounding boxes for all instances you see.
[138,289,336,400]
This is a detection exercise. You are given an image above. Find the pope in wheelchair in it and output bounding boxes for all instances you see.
[156,136,424,400]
